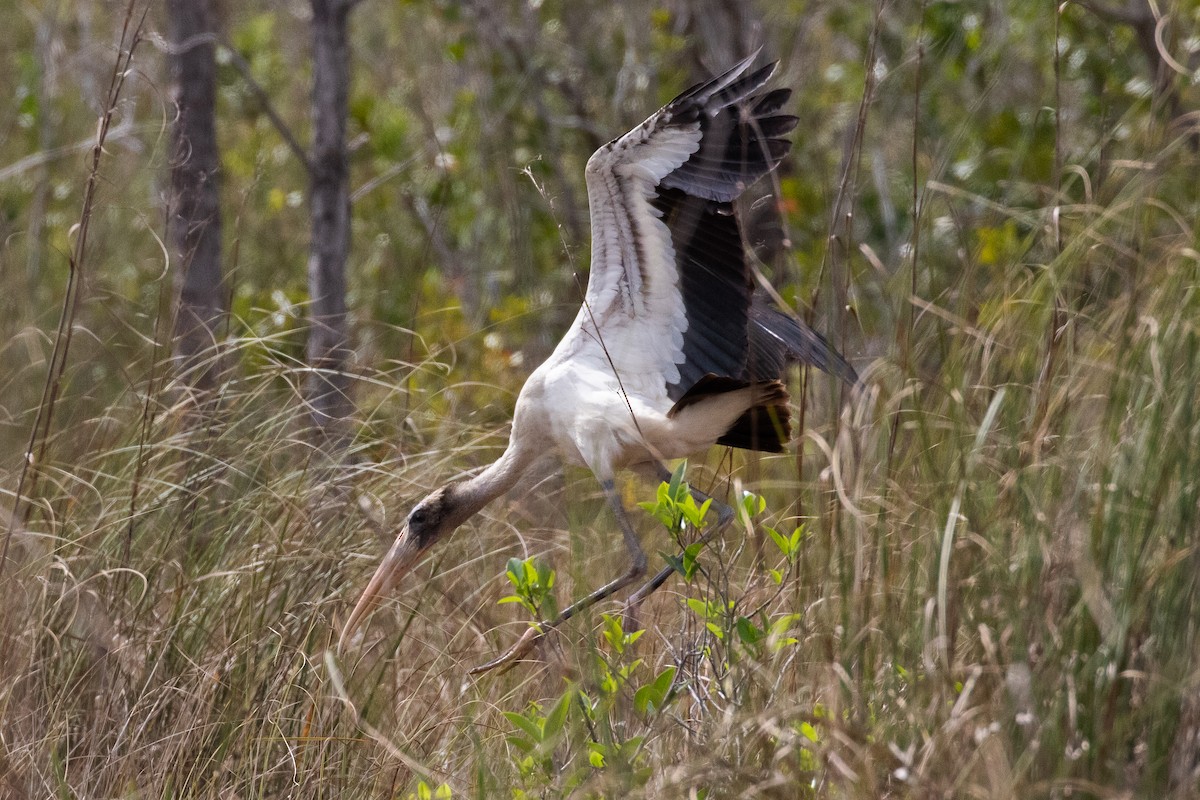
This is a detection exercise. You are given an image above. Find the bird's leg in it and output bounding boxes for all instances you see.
[470,479,648,674]
[623,465,735,614]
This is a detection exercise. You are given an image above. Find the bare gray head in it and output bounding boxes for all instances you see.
[338,480,501,648]
[339,436,537,650]
[403,483,476,548]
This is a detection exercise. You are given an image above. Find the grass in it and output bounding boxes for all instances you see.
[4,5,1200,797]
[2,227,1199,797]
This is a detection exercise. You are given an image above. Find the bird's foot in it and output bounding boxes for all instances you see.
[469,625,545,675]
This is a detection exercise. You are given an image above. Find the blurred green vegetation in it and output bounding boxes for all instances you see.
[3,0,1200,797]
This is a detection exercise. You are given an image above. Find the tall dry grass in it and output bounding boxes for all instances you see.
[2,221,1198,797]
[3,3,1200,798]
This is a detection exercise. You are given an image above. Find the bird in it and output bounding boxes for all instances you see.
[339,52,857,670]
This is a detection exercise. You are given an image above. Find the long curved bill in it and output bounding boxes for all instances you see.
[338,529,423,650]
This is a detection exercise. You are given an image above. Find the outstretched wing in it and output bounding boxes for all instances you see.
[563,53,850,411]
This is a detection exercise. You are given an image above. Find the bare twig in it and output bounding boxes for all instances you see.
[0,116,138,182]
[148,30,313,173]
[215,33,314,173]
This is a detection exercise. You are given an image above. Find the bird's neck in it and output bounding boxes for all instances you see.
[451,437,536,522]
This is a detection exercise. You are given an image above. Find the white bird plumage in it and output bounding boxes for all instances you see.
[339,53,857,668]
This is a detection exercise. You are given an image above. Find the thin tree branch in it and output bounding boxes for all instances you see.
[216,33,314,173]
[149,30,313,173]
[0,116,138,182]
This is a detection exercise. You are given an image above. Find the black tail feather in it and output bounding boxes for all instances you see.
[669,375,794,454]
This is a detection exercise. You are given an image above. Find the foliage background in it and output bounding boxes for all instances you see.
[2,0,1200,797]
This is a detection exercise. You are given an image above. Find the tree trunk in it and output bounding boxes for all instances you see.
[306,0,356,449]
[167,0,225,394]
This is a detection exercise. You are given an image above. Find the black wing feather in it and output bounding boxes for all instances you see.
[649,56,857,449]
[748,298,859,386]
[655,189,752,399]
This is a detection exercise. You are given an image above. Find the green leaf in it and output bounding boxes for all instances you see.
[680,541,705,580]
[650,665,676,697]
[503,711,543,743]
[632,684,652,714]
[634,665,676,714]
[790,525,808,552]
[768,614,802,650]
[533,559,554,589]
[766,525,791,556]
[740,491,766,519]
[506,558,525,586]
[601,614,624,652]
[503,734,535,754]
[541,690,573,741]
[418,781,431,800]
[736,616,764,645]
[668,461,687,499]
[589,747,606,768]
[799,721,819,743]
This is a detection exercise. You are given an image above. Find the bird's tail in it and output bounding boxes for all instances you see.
[669,374,793,453]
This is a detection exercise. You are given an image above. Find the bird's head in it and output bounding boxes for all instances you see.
[338,485,466,649]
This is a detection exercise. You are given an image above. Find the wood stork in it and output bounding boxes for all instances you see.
[339,53,856,669]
